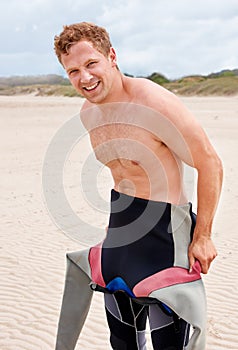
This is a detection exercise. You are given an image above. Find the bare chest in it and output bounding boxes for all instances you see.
[89,124,161,167]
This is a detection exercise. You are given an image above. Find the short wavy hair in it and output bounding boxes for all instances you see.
[54,22,112,64]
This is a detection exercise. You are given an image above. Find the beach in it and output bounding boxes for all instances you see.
[0,94,237,350]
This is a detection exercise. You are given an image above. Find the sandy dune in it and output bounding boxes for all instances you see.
[0,95,237,349]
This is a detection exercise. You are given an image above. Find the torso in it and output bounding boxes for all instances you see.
[80,77,188,205]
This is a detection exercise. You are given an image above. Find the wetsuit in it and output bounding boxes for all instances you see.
[55,190,207,350]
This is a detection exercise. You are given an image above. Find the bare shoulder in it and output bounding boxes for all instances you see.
[132,77,197,124]
[130,77,181,112]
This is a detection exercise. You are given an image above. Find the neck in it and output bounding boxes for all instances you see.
[104,72,131,105]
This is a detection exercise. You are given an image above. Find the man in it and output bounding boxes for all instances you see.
[54,22,223,350]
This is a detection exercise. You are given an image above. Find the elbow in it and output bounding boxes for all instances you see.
[207,152,223,183]
[212,149,223,174]
[216,155,223,183]
[197,151,223,182]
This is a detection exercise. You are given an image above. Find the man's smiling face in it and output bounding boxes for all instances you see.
[61,40,117,104]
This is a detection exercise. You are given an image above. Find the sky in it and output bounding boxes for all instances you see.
[1,0,238,79]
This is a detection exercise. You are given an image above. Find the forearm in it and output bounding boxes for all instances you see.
[194,156,223,238]
[188,155,223,273]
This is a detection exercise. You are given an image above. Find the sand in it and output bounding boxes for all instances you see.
[0,94,237,350]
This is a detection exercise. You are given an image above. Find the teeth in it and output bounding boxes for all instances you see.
[84,82,99,91]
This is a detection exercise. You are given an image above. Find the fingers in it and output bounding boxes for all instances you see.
[200,252,217,274]
[189,251,217,274]
[200,260,209,274]
[188,238,218,274]
[188,254,196,274]
[189,256,208,274]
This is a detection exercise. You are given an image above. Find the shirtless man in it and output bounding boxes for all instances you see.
[54,22,223,350]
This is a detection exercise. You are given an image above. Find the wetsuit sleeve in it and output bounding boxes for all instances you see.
[55,254,93,350]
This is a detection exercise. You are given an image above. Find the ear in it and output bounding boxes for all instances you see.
[108,47,117,67]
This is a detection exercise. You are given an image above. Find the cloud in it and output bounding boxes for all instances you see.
[1,0,238,77]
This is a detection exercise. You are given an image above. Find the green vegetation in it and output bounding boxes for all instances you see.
[147,72,170,85]
[163,76,238,96]
[148,69,238,96]
[0,70,238,97]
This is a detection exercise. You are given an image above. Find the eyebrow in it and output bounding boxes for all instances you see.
[66,67,77,73]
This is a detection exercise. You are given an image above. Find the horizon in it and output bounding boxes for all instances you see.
[1,67,238,80]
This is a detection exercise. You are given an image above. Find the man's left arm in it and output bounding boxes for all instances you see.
[150,90,223,274]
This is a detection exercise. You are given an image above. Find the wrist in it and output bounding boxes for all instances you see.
[194,216,213,238]
[193,227,212,240]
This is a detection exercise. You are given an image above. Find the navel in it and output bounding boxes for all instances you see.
[131,160,140,166]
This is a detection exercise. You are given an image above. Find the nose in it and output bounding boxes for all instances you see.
[80,69,93,84]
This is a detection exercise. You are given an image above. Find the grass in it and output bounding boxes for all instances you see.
[164,76,238,96]
[0,84,81,97]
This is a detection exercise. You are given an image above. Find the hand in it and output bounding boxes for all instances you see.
[188,236,217,274]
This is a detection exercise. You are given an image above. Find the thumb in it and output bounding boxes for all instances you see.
[189,255,196,274]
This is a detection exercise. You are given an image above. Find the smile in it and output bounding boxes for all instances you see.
[83,81,100,91]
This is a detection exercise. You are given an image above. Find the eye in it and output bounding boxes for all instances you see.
[87,61,96,68]
[68,69,78,76]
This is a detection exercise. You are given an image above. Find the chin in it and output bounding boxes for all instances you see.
[87,93,108,104]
